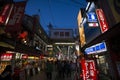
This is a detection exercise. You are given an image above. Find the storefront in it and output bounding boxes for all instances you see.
[0,51,15,74]
[83,23,120,80]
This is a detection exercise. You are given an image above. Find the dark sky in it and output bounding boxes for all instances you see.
[14,0,87,32]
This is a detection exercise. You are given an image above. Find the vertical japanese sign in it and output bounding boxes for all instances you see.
[96,9,109,33]
[0,4,13,25]
[5,1,26,36]
[81,59,97,80]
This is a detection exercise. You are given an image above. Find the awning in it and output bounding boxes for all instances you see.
[15,42,42,56]
[0,42,15,49]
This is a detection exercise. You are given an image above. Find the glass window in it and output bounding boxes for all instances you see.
[65,32,69,37]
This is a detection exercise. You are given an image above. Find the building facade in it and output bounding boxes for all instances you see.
[78,0,120,79]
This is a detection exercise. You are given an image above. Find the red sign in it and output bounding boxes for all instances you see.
[0,53,13,61]
[0,4,12,25]
[5,1,26,35]
[22,54,28,59]
[96,9,109,33]
[81,59,97,80]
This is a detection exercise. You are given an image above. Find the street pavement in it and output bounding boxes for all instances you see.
[30,71,47,80]
[30,70,76,80]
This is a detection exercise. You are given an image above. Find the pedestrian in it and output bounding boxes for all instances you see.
[45,60,53,80]
[0,65,13,80]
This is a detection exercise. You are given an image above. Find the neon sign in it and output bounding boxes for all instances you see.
[85,42,107,54]
[81,59,97,80]
[96,9,109,33]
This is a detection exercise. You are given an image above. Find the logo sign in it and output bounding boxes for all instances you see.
[87,12,98,27]
[85,42,107,54]
[96,9,109,33]
[81,59,97,80]
[87,12,97,22]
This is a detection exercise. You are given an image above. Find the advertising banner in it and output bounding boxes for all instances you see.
[5,1,26,36]
[81,59,97,80]
[96,9,109,33]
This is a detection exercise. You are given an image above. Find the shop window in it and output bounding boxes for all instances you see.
[54,32,59,36]
[60,32,64,37]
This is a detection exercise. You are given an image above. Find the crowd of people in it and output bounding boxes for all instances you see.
[0,65,13,80]
[44,60,79,80]
[0,59,81,80]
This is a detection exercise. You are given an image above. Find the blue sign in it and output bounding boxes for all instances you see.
[87,12,97,22]
[85,42,107,54]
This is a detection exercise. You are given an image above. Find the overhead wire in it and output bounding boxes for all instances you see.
[37,9,46,27]
[47,0,87,28]
[48,0,56,27]
[39,0,87,28]
[52,0,86,8]
[71,0,87,7]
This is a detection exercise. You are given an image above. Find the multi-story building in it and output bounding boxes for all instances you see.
[77,0,120,79]
[21,14,49,55]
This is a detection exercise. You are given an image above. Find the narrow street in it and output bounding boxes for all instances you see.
[30,63,79,80]
[30,70,77,80]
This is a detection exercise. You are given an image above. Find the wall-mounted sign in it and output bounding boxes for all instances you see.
[85,42,107,54]
[81,59,97,80]
[5,1,26,36]
[0,4,12,25]
[0,53,13,61]
[22,55,28,59]
[50,29,73,39]
[96,9,109,33]
[87,12,99,27]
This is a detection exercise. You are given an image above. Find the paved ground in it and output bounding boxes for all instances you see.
[30,70,77,80]
[30,71,47,80]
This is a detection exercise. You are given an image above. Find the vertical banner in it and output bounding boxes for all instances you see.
[0,4,13,25]
[77,10,86,47]
[81,59,97,80]
[79,25,86,47]
[96,9,109,33]
[5,1,26,36]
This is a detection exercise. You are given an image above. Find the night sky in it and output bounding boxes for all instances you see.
[14,0,87,32]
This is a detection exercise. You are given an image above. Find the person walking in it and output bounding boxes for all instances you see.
[0,65,13,80]
[45,60,53,80]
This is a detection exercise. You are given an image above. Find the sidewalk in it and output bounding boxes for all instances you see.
[30,71,47,80]
[30,70,76,80]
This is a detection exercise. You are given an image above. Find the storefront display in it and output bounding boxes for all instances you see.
[0,53,13,74]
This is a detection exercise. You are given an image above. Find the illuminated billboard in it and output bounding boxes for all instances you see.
[96,9,109,33]
[85,42,107,54]
[81,59,97,80]
[87,12,99,27]
[77,10,86,47]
